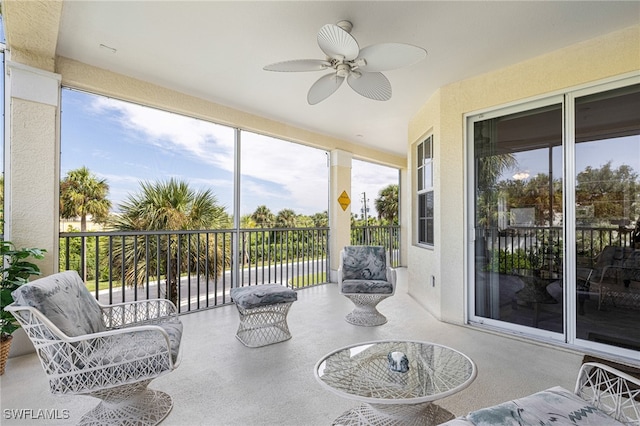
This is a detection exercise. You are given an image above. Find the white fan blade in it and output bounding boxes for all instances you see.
[308,73,345,105]
[357,43,427,72]
[264,59,331,72]
[347,72,391,101]
[317,24,359,61]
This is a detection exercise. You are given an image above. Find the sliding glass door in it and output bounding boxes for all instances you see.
[469,77,640,355]
[573,83,640,353]
[471,98,564,336]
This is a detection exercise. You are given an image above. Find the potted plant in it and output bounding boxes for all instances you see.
[0,240,46,375]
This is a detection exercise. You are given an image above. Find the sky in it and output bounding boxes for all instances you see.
[60,89,399,219]
[502,137,639,183]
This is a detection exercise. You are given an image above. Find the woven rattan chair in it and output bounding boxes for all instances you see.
[338,246,396,326]
[6,270,183,426]
[577,246,640,310]
[441,362,640,425]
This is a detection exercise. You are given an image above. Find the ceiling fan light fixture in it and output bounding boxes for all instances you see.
[336,64,350,78]
[264,19,426,104]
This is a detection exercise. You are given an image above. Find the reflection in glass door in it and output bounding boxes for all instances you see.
[473,101,564,334]
[574,84,640,352]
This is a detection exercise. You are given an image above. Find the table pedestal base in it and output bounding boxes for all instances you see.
[332,402,454,426]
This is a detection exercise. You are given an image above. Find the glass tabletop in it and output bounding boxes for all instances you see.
[315,340,476,404]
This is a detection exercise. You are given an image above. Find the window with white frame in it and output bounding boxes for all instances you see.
[417,135,434,246]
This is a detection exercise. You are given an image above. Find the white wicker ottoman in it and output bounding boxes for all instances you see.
[230,284,298,348]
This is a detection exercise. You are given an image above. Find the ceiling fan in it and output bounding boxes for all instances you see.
[263,20,427,105]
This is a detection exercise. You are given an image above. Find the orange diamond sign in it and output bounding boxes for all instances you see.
[338,190,350,211]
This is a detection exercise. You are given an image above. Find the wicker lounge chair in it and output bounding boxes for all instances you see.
[338,245,396,326]
[6,270,183,426]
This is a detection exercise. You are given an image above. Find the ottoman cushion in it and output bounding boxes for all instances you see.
[231,284,297,309]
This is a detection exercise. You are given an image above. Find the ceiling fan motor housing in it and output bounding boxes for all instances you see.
[336,63,351,78]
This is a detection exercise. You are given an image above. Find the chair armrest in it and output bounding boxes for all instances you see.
[6,304,175,389]
[387,267,397,285]
[589,264,622,285]
[100,299,179,329]
[575,362,640,423]
[10,303,174,352]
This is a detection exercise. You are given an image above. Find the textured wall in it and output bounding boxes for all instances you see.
[407,89,441,317]
[9,99,58,276]
[408,25,640,324]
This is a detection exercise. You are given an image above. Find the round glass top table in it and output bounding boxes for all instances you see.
[314,340,477,425]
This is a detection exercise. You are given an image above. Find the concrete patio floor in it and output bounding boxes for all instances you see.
[1,268,589,425]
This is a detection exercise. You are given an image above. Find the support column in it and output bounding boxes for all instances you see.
[5,61,61,276]
[329,149,352,282]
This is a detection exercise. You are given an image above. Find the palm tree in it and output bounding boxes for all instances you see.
[251,205,275,228]
[374,184,399,224]
[60,167,111,281]
[60,166,111,232]
[109,179,230,305]
[311,211,328,227]
[276,209,296,228]
[240,214,256,265]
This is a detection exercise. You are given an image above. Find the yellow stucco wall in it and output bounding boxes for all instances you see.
[408,25,640,324]
[329,150,353,280]
[407,89,441,317]
[6,58,63,280]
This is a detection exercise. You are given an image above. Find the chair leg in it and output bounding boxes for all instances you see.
[344,294,390,326]
[79,380,172,426]
[234,302,294,347]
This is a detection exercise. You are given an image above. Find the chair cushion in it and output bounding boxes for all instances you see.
[157,320,183,364]
[342,246,388,281]
[461,386,623,425]
[342,279,394,294]
[12,270,106,337]
[231,284,297,309]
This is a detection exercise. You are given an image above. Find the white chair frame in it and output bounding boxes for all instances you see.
[7,298,182,426]
[338,246,397,326]
[234,301,295,347]
[576,362,640,423]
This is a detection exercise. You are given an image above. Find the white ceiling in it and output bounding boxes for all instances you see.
[55,1,640,156]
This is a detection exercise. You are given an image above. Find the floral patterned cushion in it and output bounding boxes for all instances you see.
[443,386,623,426]
[341,246,388,281]
[12,270,106,337]
[231,284,297,309]
[341,279,394,294]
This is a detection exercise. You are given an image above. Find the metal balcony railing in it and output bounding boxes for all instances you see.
[58,225,400,314]
[59,227,330,313]
[351,225,401,267]
[476,225,636,275]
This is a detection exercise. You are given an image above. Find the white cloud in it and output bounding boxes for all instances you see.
[352,160,399,218]
[92,97,235,170]
[241,132,328,213]
[90,97,396,217]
